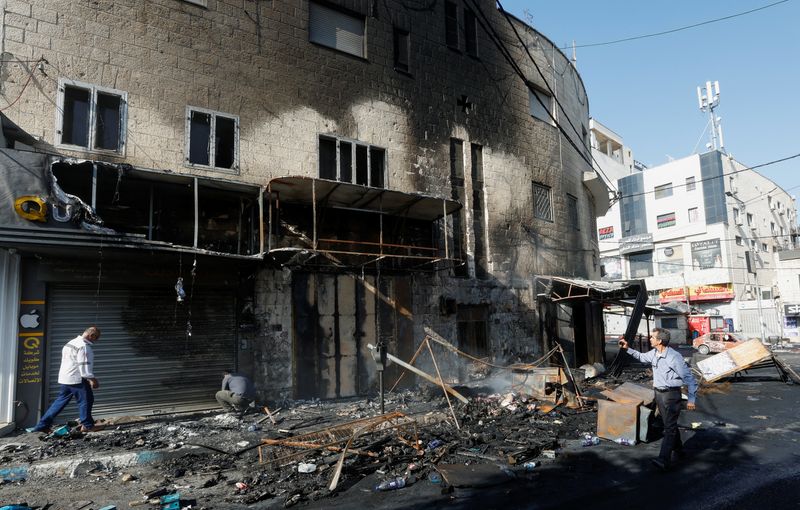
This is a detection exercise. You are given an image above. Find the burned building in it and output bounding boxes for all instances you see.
[0,0,610,431]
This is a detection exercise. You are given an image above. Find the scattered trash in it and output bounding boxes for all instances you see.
[51,425,70,437]
[615,437,633,446]
[374,477,407,491]
[236,441,249,447]
[541,450,556,459]
[235,482,249,490]
[751,415,768,420]
[247,424,262,432]
[747,396,760,401]
[175,277,186,302]
[426,439,444,450]
[691,422,702,429]
[0,506,34,510]
[428,472,442,484]
[523,461,537,471]
[581,434,601,447]
[0,467,27,482]
[98,506,117,510]
[120,473,136,483]
[297,462,317,474]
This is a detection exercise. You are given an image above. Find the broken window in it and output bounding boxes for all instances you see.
[317,135,386,188]
[567,194,579,230]
[50,161,259,254]
[464,8,478,56]
[309,1,366,58]
[445,1,459,49]
[450,138,468,277]
[457,305,489,358]
[393,27,410,73]
[533,182,553,222]
[57,79,126,153]
[471,143,487,279]
[186,107,238,172]
[529,87,553,124]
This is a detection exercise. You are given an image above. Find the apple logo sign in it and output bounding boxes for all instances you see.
[20,309,40,329]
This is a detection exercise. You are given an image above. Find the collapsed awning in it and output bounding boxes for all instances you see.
[266,176,461,221]
[535,276,645,303]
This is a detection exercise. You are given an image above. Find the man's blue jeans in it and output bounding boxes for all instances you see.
[34,380,94,430]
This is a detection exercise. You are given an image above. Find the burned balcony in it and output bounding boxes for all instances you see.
[265,176,462,272]
[38,160,261,256]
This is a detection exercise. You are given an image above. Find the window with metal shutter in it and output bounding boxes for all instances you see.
[46,284,236,418]
[309,2,365,58]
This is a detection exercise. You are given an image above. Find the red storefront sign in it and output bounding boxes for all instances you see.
[659,283,734,304]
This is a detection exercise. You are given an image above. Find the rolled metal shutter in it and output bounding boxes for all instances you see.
[47,284,236,418]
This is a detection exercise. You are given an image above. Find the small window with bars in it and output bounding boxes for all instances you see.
[533,182,553,222]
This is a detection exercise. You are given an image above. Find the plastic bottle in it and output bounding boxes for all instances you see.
[428,472,442,484]
[426,439,444,450]
[523,461,537,471]
[374,477,407,491]
[615,437,633,446]
[582,435,601,447]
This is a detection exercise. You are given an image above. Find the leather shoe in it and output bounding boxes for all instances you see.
[651,457,669,471]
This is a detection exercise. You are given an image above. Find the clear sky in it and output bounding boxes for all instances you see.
[500,0,800,200]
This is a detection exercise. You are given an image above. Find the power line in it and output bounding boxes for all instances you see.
[598,252,797,271]
[615,152,800,200]
[598,229,798,247]
[464,0,618,195]
[495,0,618,192]
[564,0,790,49]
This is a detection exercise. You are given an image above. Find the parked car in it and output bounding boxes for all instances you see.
[692,331,746,354]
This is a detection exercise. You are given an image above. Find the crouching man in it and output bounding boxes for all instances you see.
[216,369,255,417]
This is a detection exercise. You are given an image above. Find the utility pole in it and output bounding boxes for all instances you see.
[746,251,767,343]
[697,81,724,152]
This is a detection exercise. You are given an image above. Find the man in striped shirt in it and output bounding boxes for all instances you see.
[29,326,101,433]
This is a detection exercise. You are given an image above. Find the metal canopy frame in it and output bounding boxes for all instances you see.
[265,176,463,270]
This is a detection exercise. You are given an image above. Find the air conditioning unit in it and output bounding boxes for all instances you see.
[735,220,744,226]
[750,225,757,231]
[770,203,777,210]
[779,209,785,215]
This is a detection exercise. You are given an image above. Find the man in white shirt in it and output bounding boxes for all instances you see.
[29,326,101,433]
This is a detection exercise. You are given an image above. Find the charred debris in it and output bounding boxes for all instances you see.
[1,338,659,509]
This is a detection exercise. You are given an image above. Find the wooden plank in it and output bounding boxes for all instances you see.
[601,382,653,406]
[698,339,772,383]
[370,344,468,404]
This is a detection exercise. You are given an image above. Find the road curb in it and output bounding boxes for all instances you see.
[10,446,202,480]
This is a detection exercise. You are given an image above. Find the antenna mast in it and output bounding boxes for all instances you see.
[697,81,724,152]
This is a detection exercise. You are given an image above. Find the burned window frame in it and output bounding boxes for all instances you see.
[529,86,554,125]
[55,78,127,154]
[185,106,240,174]
[567,193,579,230]
[318,134,387,188]
[50,160,261,255]
[393,27,411,73]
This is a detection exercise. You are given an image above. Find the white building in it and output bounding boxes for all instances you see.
[776,249,800,339]
[594,145,797,341]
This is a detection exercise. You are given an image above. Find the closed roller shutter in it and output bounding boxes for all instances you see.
[47,284,236,418]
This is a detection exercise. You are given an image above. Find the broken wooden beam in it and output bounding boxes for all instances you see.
[368,343,468,404]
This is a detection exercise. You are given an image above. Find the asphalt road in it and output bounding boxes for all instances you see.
[301,348,800,510]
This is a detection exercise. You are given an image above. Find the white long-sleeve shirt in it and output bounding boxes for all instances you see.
[57,335,95,384]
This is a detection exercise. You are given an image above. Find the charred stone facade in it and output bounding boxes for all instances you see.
[0,0,606,405]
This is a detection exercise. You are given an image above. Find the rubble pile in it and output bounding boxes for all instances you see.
[1,369,644,508]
